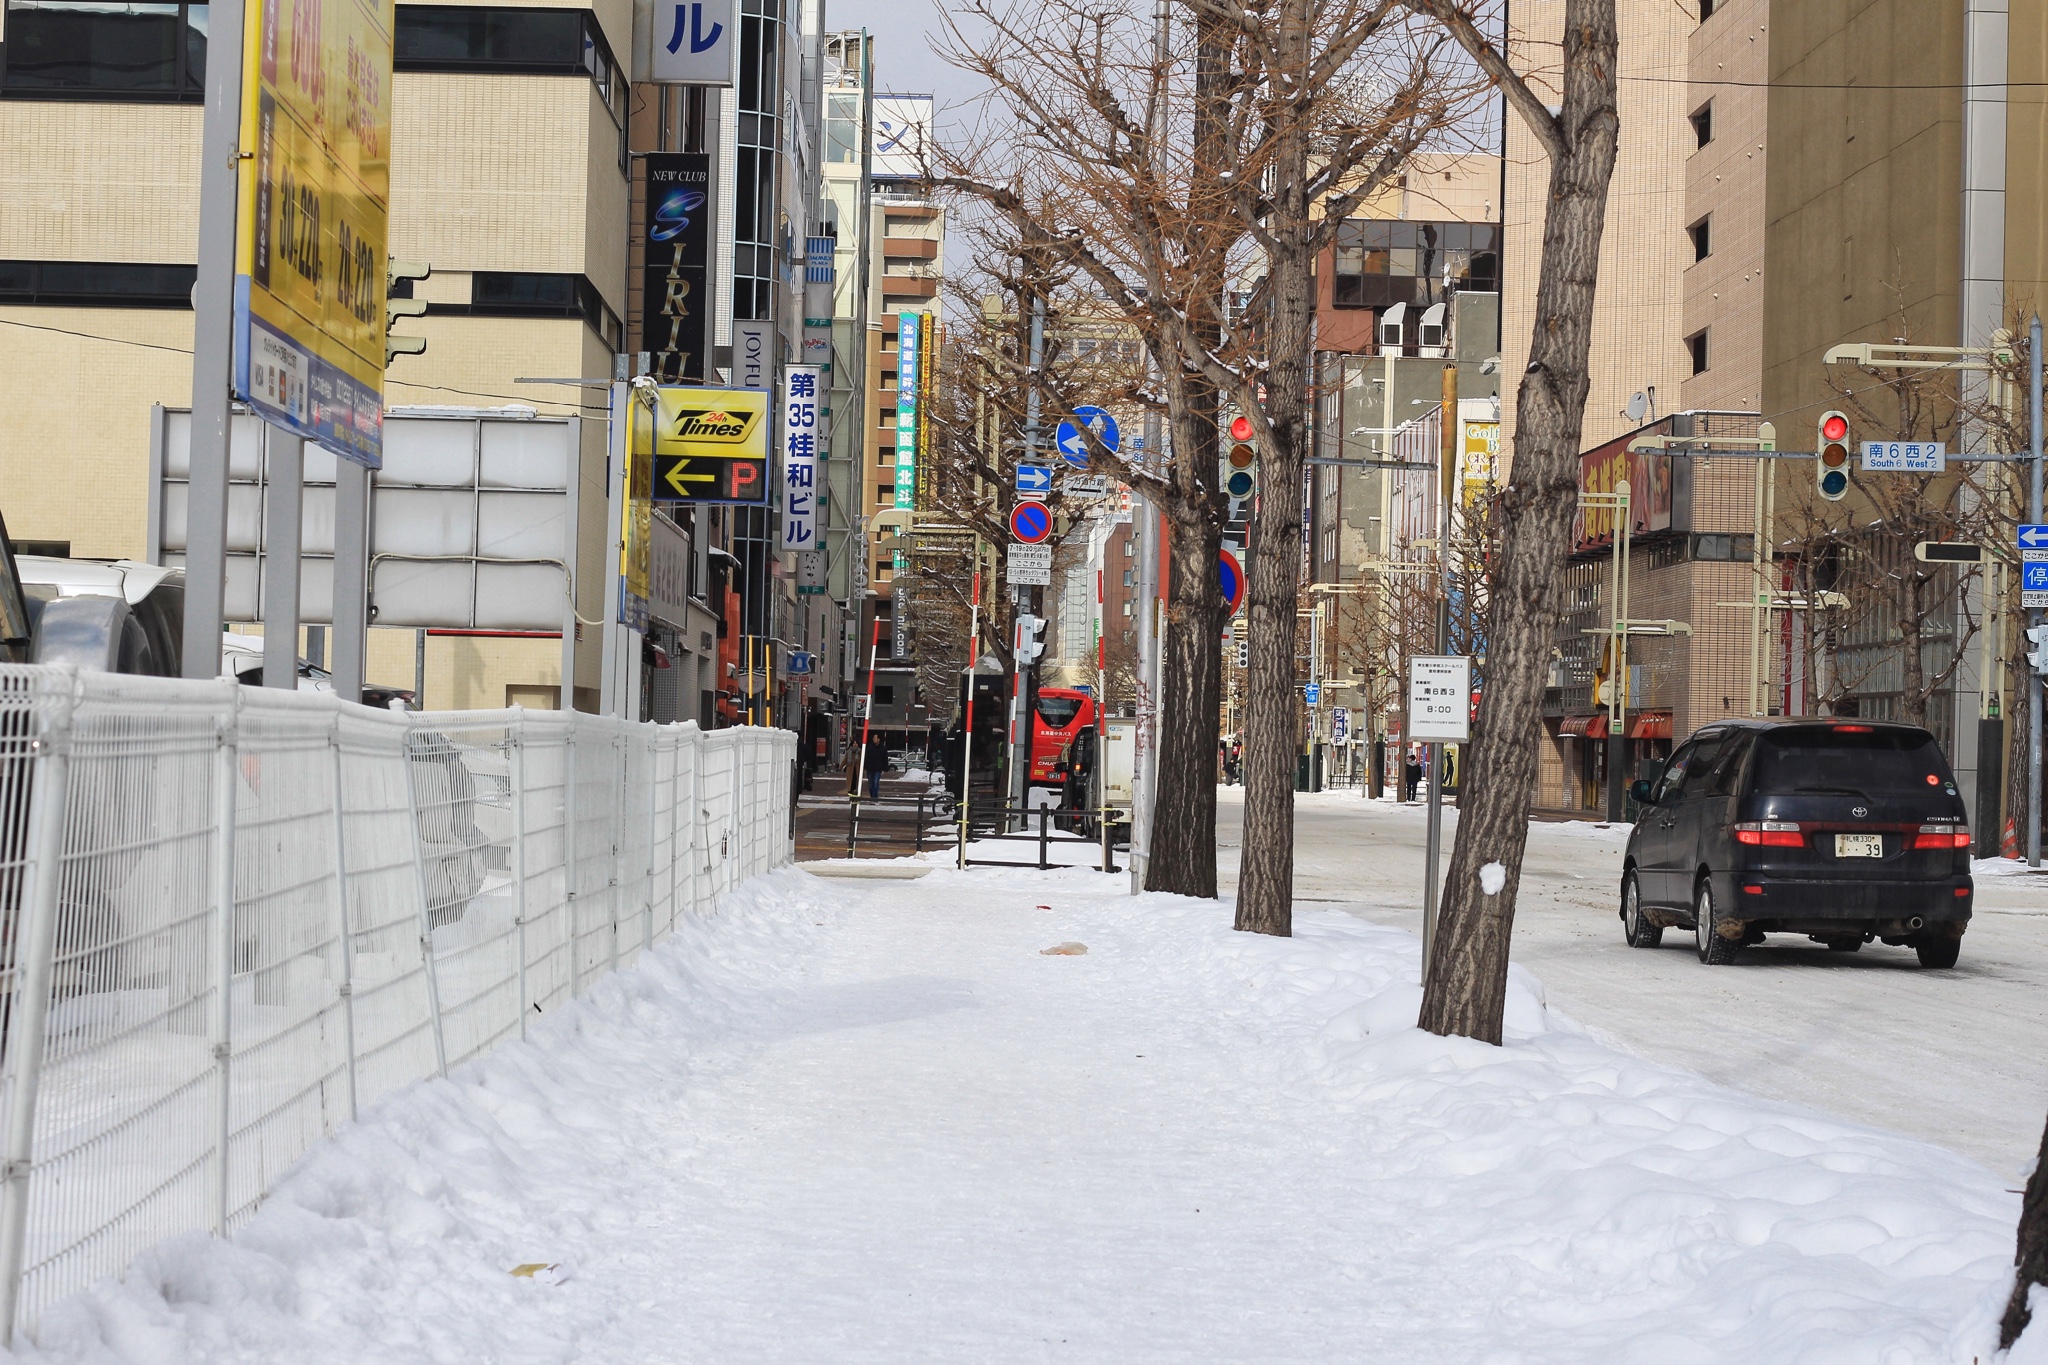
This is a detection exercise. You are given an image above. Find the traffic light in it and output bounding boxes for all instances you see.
[1816,409,1851,501]
[1224,413,1256,499]
[1014,613,1046,665]
[387,259,431,364]
[1236,637,1248,669]
[2029,625,2048,675]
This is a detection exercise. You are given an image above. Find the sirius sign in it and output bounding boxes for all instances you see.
[642,153,709,383]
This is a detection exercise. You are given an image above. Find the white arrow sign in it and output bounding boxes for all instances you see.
[2021,525,2048,549]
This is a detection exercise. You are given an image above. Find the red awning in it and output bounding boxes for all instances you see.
[1558,715,1597,738]
[1629,712,1673,740]
[1585,714,1609,740]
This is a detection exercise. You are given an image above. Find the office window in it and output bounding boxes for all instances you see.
[1123,569,1134,586]
[826,92,861,164]
[0,259,196,306]
[1699,0,1715,17]
[1,0,208,99]
[1331,220,1499,310]
[1689,217,1710,263]
[1687,330,1709,375]
[1690,102,1713,149]
[394,6,625,125]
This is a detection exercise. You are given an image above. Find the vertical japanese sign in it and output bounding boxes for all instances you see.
[643,152,710,384]
[894,311,920,508]
[781,365,820,550]
[235,0,395,466]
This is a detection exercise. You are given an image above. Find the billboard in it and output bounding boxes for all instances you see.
[647,0,734,84]
[872,95,933,180]
[781,366,821,550]
[642,152,711,383]
[895,312,921,508]
[1572,430,1674,552]
[234,0,393,467]
[649,386,770,505]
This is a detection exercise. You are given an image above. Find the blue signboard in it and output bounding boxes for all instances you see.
[1016,464,1053,496]
[2021,525,2048,551]
[1055,406,1121,467]
[2025,562,2048,593]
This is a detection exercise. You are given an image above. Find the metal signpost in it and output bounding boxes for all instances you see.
[1408,654,1472,975]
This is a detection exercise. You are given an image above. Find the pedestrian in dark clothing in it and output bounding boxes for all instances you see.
[863,734,889,800]
[1403,749,1423,803]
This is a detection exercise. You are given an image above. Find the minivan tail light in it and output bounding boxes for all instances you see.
[1911,825,1972,850]
[1832,724,1873,732]
[1734,821,1803,847]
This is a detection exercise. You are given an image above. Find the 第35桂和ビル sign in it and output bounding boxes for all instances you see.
[649,387,771,505]
[233,0,395,466]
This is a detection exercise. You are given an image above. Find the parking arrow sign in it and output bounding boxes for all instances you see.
[2021,525,2048,550]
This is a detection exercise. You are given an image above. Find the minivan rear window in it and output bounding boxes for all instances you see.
[1752,726,1952,795]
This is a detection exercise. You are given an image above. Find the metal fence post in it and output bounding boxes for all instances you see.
[609,730,623,976]
[643,734,658,953]
[509,711,530,1040]
[211,679,240,1234]
[0,667,78,1345]
[400,727,449,1078]
[329,720,358,1123]
[1038,805,1049,870]
[564,725,580,996]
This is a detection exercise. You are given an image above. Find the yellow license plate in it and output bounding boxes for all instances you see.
[1835,833,1883,858]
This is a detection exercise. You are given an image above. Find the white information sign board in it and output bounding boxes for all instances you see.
[1006,543,1053,586]
[1407,655,1472,742]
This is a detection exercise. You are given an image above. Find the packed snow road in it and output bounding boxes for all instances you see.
[1217,787,2048,1176]
[14,865,2024,1364]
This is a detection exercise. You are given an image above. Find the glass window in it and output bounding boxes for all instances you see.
[2,0,209,96]
[1036,696,1082,727]
[1753,726,1953,796]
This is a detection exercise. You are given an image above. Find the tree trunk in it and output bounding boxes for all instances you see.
[1149,479,1223,896]
[2003,1108,2048,1347]
[1418,0,1619,1042]
[1233,0,1316,937]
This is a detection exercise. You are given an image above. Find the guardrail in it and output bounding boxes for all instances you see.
[0,665,795,1342]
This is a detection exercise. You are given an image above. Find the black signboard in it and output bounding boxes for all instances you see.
[654,453,769,505]
[642,152,710,383]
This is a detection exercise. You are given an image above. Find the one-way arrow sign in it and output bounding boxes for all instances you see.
[2021,524,2048,549]
[1015,464,1053,496]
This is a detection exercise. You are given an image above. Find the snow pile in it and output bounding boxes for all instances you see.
[9,865,2034,1364]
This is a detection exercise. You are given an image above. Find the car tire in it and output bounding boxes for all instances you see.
[1622,873,1662,948]
[1695,878,1738,965]
[1915,936,1962,969]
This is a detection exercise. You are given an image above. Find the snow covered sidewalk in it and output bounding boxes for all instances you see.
[13,864,2032,1363]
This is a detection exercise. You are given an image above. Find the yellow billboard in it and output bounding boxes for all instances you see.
[234,0,394,467]
[649,387,771,505]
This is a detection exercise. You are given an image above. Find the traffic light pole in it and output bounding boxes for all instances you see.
[2030,314,2043,867]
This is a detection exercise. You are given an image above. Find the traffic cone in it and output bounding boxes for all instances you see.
[2004,815,2020,860]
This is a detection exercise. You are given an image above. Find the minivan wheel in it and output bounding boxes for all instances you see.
[1622,873,1662,948]
[1695,879,1739,965]
[1915,936,1962,969]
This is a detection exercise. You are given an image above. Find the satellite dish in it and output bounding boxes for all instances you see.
[1624,391,1648,423]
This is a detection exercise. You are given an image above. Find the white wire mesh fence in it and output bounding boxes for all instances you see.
[0,664,795,1341]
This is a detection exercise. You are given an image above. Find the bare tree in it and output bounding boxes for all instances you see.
[1387,0,1620,1042]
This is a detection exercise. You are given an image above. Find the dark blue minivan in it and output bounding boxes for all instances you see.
[1621,718,1973,967]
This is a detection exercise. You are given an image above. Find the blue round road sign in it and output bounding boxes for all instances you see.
[1055,406,1121,468]
[1011,501,1053,544]
[1218,548,1244,614]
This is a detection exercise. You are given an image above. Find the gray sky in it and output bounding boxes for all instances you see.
[833,0,989,125]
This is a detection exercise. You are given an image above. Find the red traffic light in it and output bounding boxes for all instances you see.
[1229,415,1254,443]
[1821,413,1848,443]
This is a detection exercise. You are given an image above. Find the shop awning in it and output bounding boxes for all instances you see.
[1559,715,1597,738]
[1629,712,1673,740]
[1585,714,1609,740]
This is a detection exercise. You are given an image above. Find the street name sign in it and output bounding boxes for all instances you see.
[1064,475,1109,496]
[1861,441,1946,473]
[1007,543,1052,586]
[1408,655,1473,742]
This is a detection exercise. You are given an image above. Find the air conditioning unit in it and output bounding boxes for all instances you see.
[1376,301,1407,354]
[1417,303,1448,357]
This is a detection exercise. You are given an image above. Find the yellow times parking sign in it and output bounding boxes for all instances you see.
[234,0,394,467]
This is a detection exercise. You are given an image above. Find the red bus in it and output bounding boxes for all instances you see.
[1030,687,1097,784]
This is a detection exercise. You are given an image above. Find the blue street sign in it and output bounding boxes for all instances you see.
[2025,562,2048,593]
[788,652,813,675]
[1305,682,1321,706]
[1016,464,1053,495]
[2022,525,2048,550]
[1055,406,1121,467]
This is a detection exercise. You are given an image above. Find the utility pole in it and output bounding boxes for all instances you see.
[1010,292,1047,826]
[180,0,248,679]
[2031,313,2043,867]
